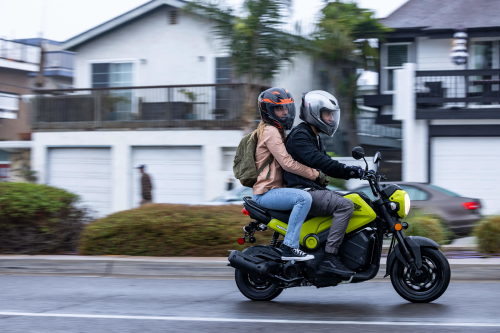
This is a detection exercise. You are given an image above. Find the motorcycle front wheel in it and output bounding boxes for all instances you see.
[235,270,283,301]
[391,247,450,303]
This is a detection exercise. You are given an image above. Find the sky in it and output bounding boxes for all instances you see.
[0,0,408,42]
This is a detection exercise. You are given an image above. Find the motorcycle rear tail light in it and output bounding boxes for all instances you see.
[462,202,480,210]
[242,208,250,216]
[237,237,245,245]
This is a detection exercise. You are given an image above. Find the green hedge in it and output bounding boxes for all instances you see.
[402,210,453,245]
[79,204,270,256]
[474,216,500,254]
[0,182,90,254]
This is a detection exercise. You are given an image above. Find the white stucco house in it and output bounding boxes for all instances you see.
[364,0,500,215]
[30,0,329,217]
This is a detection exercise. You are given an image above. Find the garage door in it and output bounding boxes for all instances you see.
[132,147,203,206]
[48,148,112,217]
[432,137,500,215]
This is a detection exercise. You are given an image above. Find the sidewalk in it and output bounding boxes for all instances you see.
[0,254,498,281]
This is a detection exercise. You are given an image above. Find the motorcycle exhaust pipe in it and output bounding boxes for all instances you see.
[228,250,278,277]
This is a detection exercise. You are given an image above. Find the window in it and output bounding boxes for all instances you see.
[92,63,133,88]
[0,92,19,112]
[383,44,411,91]
[91,62,134,119]
[428,184,460,197]
[399,185,429,201]
[215,57,231,114]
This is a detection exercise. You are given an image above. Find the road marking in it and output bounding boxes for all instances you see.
[0,312,499,327]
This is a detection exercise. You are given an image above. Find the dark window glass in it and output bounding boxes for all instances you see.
[428,185,460,197]
[399,185,429,201]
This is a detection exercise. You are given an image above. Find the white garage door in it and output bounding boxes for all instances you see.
[132,147,203,206]
[432,137,500,215]
[48,148,112,217]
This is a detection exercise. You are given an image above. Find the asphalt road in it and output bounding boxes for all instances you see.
[0,275,499,332]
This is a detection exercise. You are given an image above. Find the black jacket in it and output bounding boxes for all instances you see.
[284,122,350,189]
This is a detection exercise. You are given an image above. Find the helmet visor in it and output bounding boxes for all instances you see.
[320,107,340,135]
[267,102,296,130]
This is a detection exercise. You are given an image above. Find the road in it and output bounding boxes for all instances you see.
[0,275,498,332]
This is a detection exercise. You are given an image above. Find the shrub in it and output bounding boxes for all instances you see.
[402,210,453,245]
[79,204,271,256]
[0,182,90,254]
[474,216,500,254]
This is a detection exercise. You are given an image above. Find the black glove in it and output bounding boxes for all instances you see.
[344,165,364,179]
[316,170,330,188]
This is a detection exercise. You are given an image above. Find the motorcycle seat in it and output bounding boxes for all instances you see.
[243,197,314,224]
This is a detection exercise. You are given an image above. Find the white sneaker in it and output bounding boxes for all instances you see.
[281,246,314,261]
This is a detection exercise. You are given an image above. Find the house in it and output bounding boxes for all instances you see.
[364,0,500,215]
[29,0,401,217]
[0,38,73,181]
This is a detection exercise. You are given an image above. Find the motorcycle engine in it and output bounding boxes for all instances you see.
[339,228,376,271]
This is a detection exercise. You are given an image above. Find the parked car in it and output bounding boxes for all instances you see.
[352,182,481,236]
[211,185,343,205]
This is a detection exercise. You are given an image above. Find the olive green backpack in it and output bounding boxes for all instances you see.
[233,132,274,187]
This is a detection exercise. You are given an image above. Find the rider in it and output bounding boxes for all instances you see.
[253,87,324,261]
[283,90,364,276]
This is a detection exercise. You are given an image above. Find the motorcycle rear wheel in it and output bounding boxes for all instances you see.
[235,270,283,301]
[391,247,450,303]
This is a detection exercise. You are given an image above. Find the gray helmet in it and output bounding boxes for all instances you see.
[300,90,340,137]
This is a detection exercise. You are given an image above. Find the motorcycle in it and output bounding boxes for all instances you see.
[228,146,451,303]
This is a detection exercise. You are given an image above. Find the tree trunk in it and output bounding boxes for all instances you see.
[242,83,259,134]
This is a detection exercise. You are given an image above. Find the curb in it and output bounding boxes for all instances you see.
[0,255,498,281]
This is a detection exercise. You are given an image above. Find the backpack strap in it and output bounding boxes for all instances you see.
[257,155,275,180]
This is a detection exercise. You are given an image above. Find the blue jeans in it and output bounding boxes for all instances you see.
[254,188,312,249]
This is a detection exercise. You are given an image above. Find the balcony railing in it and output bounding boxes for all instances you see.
[0,38,40,64]
[415,69,500,110]
[44,51,74,70]
[31,84,259,130]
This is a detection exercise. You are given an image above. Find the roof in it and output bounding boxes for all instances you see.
[381,0,500,30]
[15,38,62,47]
[63,0,187,50]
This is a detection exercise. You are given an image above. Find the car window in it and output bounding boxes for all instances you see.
[399,185,429,201]
[237,187,253,200]
[355,186,375,200]
[428,184,460,197]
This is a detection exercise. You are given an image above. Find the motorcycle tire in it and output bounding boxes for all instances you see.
[391,247,450,303]
[235,269,283,301]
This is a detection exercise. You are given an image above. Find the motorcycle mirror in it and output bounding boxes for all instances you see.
[352,146,365,160]
[373,152,382,165]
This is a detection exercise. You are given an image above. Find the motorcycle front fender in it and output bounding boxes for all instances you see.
[384,236,440,277]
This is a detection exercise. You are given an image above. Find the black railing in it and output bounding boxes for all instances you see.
[31,84,263,130]
[415,69,500,109]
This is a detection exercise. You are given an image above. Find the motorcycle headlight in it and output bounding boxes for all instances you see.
[404,193,411,216]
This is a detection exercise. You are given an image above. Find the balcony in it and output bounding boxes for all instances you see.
[0,39,40,71]
[364,69,500,120]
[31,84,259,130]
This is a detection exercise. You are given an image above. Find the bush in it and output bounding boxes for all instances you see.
[474,216,500,254]
[402,210,453,245]
[79,204,271,256]
[0,182,90,254]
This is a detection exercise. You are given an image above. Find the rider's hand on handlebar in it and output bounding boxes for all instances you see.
[345,165,364,179]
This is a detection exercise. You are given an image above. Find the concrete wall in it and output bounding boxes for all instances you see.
[32,130,244,213]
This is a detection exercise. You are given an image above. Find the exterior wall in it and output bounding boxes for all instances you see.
[8,149,33,182]
[0,68,31,140]
[72,8,222,88]
[416,37,466,71]
[32,130,244,213]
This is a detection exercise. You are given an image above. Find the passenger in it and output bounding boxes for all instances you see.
[253,87,326,261]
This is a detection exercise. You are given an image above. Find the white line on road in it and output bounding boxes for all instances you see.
[0,312,499,327]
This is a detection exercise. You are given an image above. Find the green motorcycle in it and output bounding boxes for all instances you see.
[228,147,451,303]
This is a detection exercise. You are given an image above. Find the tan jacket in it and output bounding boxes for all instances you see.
[253,126,319,195]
